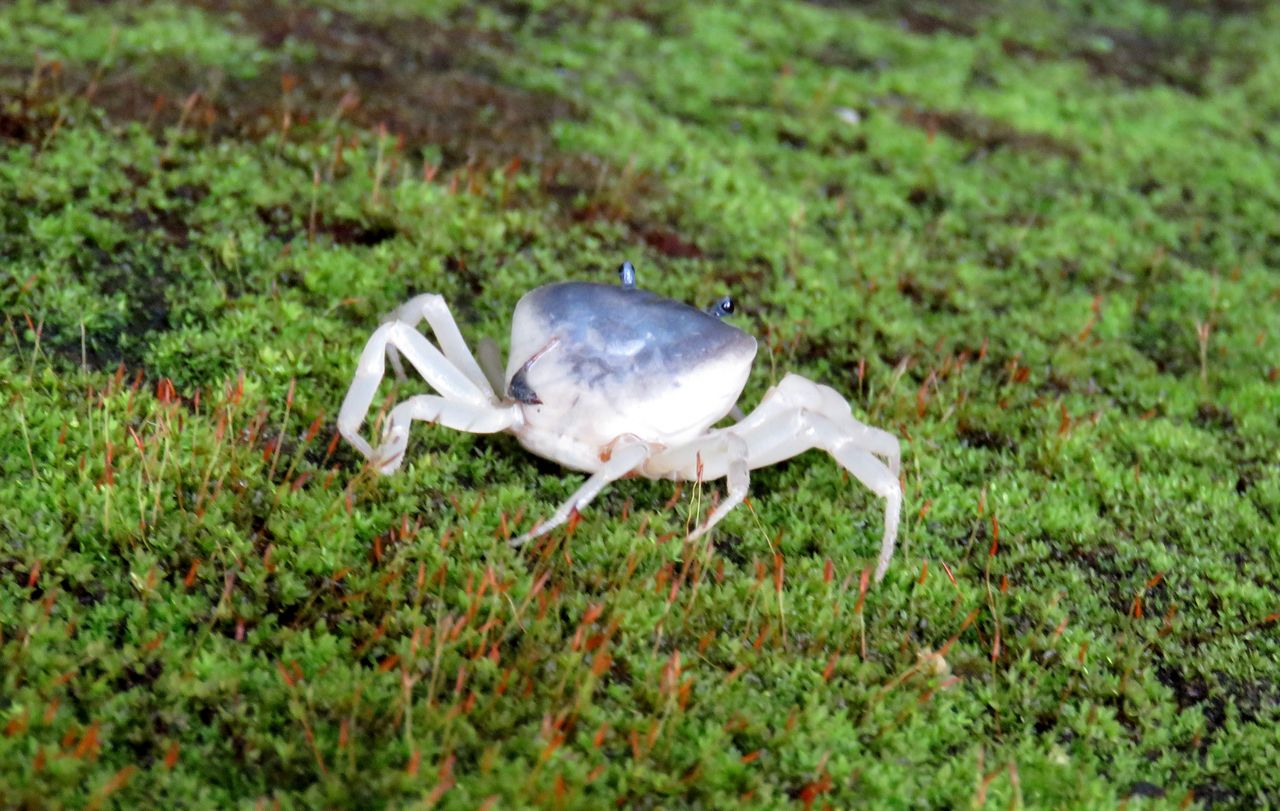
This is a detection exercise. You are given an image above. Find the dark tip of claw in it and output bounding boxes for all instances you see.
[507,368,542,404]
[618,260,637,288]
[706,296,734,318]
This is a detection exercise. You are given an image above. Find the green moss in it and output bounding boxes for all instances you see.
[1,0,1277,807]
[0,0,270,77]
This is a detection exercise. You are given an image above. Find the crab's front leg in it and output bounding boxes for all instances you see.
[338,308,514,473]
[382,293,495,396]
[372,394,519,474]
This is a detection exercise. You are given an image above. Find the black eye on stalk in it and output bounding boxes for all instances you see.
[618,261,637,288]
[706,296,734,318]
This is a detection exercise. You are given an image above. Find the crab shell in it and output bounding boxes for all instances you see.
[504,282,758,472]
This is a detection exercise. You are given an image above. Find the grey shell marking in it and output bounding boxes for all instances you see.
[518,281,756,393]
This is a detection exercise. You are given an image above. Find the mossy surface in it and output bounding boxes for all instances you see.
[1,1,1277,807]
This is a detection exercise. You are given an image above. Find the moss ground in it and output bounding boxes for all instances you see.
[1,0,1278,807]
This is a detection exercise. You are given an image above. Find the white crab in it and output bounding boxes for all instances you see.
[338,262,903,581]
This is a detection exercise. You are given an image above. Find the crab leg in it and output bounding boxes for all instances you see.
[645,433,750,541]
[511,438,652,548]
[735,374,900,475]
[338,321,492,462]
[732,403,902,583]
[372,395,518,475]
[384,294,496,398]
[475,336,507,396]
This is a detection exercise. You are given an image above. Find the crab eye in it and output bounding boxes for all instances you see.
[618,261,637,289]
[707,296,734,318]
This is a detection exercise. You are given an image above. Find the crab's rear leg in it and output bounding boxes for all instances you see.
[742,412,901,582]
[646,433,750,541]
[735,374,900,475]
[731,379,902,582]
[511,437,652,548]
